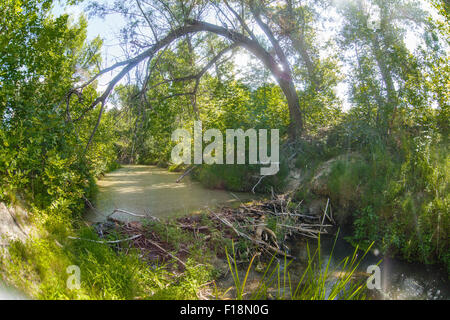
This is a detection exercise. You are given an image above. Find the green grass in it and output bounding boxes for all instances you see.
[224,235,375,300]
[0,210,215,300]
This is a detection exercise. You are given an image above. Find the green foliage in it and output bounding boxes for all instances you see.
[194,162,289,193]
[326,158,370,209]
[353,206,382,249]
[304,119,449,270]
[0,1,117,209]
[113,77,291,193]
[1,0,449,299]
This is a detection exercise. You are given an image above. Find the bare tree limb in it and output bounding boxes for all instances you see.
[136,0,159,42]
[223,0,258,42]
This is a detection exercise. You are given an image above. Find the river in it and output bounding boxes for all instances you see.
[88,165,449,300]
[85,165,252,222]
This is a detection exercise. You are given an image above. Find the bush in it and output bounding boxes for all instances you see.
[194,160,289,194]
[313,122,449,270]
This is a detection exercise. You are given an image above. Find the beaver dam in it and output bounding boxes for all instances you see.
[86,193,344,299]
[88,193,332,262]
[83,166,449,300]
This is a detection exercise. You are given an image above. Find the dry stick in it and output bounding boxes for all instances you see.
[288,151,298,161]
[299,223,333,228]
[278,224,328,235]
[252,175,266,194]
[294,199,304,211]
[145,238,187,267]
[330,204,336,224]
[324,198,332,222]
[176,165,198,183]
[82,195,121,221]
[82,195,98,213]
[68,234,142,244]
[320,198,330,232]
[272,212,319,219]
[229,192,251,210]
[112,209,147,218]
[107,209,160,223]
[208,209,294,259]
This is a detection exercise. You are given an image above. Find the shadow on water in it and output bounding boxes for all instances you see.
[287,228,450,300]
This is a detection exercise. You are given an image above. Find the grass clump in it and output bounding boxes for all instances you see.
[224,236,376,300]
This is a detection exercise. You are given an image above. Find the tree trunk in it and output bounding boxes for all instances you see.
[188,20,304,138]
[371,34,397,133]
[278,78,303,139]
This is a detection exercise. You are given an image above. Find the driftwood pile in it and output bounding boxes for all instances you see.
[74,210,188,269]
[206,194,335,259]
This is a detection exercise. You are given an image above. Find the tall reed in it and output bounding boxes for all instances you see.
[225,234,375,300]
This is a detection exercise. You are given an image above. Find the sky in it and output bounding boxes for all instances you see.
[52,1,255,91]
[52,1,128,94]
[51,0,440,112]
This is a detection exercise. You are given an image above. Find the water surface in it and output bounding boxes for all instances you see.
[86,165,250,222]
[288,232,450,300]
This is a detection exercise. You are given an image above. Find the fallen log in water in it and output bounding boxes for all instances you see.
[176,165,198,183]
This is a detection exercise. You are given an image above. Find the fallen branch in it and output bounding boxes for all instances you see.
[252,175,266,194]
[320,198,330,232]
[110,209,160,222]
[68,234,142,244]
[145,238,187,267]
[278,224,329,235]
[176,165,198,183]
[208,208,294,259]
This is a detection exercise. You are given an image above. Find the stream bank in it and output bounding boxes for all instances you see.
[88,165,450,300]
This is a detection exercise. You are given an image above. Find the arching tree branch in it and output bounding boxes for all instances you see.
[77,17,304,151]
